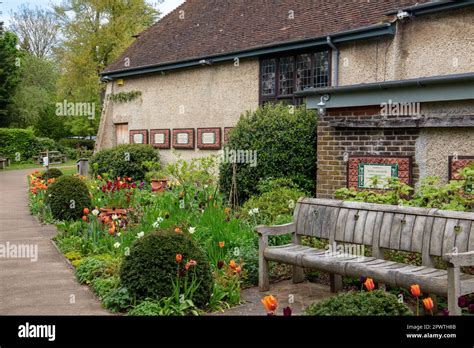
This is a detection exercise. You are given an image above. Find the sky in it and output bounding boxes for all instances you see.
[0,0,186,26]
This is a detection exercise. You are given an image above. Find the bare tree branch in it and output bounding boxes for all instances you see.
[9,4,59,58]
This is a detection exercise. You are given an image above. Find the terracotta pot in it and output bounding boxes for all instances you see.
[99,207,129,216]
[151,179,168,192]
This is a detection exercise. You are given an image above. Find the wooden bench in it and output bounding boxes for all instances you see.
[256,198,474,315]
[0,157,10,169]
[34,151,67,165]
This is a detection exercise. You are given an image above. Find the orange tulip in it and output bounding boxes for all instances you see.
[83,207,90,215]
[174,227,182,233]
[176,254,182,263]
[235,265,242,274]
[219,241,225,248]
[261,295,278,313]
[410,284,421,297]
[108,226,115,235]
[423,297,434,311]
[364,277,375,291]
[82,216,88,222]
[229,260,236,269]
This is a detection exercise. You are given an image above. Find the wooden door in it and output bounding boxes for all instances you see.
[115,123,129,145]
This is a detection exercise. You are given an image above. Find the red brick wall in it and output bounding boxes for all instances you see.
[317,106,420,198]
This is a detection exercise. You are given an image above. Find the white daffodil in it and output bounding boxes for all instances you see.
[112,214,119,220]
[188,227,196,234]
[157,217,164,223]
[117,232,121,237]
[152,221,160,228]
[137,231,145,238]
[92,209,100,216]
[113,242,121,249]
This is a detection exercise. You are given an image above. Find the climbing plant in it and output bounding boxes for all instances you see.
[108,90,142,103]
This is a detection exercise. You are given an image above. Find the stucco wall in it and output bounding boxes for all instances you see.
[338,8,474,85]
[97,59,259,163]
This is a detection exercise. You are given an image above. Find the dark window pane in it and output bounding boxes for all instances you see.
[279,56,294,95]
[296,54,313,91]
[261,59,276,96]
[315,51,330,87]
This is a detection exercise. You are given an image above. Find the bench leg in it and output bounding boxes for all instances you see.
[330,274,343,293]
[447,266,462,315]
[292,266,305,284]
[258,234,269,292]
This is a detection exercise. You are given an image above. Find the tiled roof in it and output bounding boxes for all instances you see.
[103,0,432,74]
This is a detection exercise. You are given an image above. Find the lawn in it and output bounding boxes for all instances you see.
[5,159,77,174]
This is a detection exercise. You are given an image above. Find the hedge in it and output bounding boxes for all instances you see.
[0,128,37,162]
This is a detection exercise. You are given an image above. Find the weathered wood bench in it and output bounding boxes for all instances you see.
[256,198,474,315]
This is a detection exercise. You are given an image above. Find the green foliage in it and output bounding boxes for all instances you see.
[0,128,37,161]
[108,91,142,103]
[90,144,159,181]
[75,254,121,285]
[41,168,64,181]
[241,178,306,225]
[59,138,95,150]
[335,176,474,211]
[120,228,213,308]
[34,105,69,140]
[91,275,120,299]
[45,176,91,221]
[0,25,21,127]
[102,287,132,312]
[128,297,199,316]
[219,103,317,203]
[9,54,59,128]
[305,290,413,316]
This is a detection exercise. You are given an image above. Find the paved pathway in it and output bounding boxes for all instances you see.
[0,169,108,315]
[214,280,333,316]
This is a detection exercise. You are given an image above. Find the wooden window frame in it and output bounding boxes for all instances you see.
[129,129,148,144]
[197,128,222,150]
[150,129,171,149]
[172,128,195,150]
[259,48,332,106]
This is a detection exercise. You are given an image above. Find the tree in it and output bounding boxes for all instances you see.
[9,54,59,128]
[8,5,59,58]
[53,0,158,137]
[0,24,21,127]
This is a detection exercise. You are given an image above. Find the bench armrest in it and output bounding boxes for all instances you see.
[443,251,474,267]
[255,222,296,236]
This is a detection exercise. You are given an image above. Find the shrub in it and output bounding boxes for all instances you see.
[90,144,159,181]
[102,287,132,312]
[120,228,213,308]
[33,137,58,152]
[75,255,121,285]
[45,176,91,221]
[241,178,307,225]
[59,138,95,150]
[0,128,37,161]
[128,298,199,316]
[219,103,317,203]
[91,275,120,299]
[41,168,63,181]
[305,290,413,316]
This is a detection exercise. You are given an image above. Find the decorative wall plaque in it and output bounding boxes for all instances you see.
[172,129,195,149]
[348,156,411,190]
[224,127,234,144]
[448,156,474,194]
[129,130,148,144]
[197,128,221,150]
[150,129,170,149]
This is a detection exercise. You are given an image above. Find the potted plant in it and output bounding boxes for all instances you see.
[144,161,168,192]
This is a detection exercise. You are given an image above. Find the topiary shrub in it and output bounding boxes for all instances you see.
[120,228,213,308]
[41,168,63,181]
[305,290,413,316]
[90,144,159,181]
[45,176,91,221]
[219,103,317,203]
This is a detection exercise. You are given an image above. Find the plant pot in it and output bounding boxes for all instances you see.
[151,179,168,192]
[99,207,129,216]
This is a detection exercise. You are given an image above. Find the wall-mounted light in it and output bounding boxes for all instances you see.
[117,79,125,87]
[317,94,331,116]
[199,59,213,66]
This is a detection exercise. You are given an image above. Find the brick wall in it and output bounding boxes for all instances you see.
[317,106,420,198]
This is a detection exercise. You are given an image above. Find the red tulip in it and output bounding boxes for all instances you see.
[410,284,421,297]
[364,278,375,291]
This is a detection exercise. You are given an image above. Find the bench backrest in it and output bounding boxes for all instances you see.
[294,198,474,257]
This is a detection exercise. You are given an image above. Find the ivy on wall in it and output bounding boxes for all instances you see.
[108,90,142,103]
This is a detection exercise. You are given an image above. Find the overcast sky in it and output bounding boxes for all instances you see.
[1,0,186,26]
